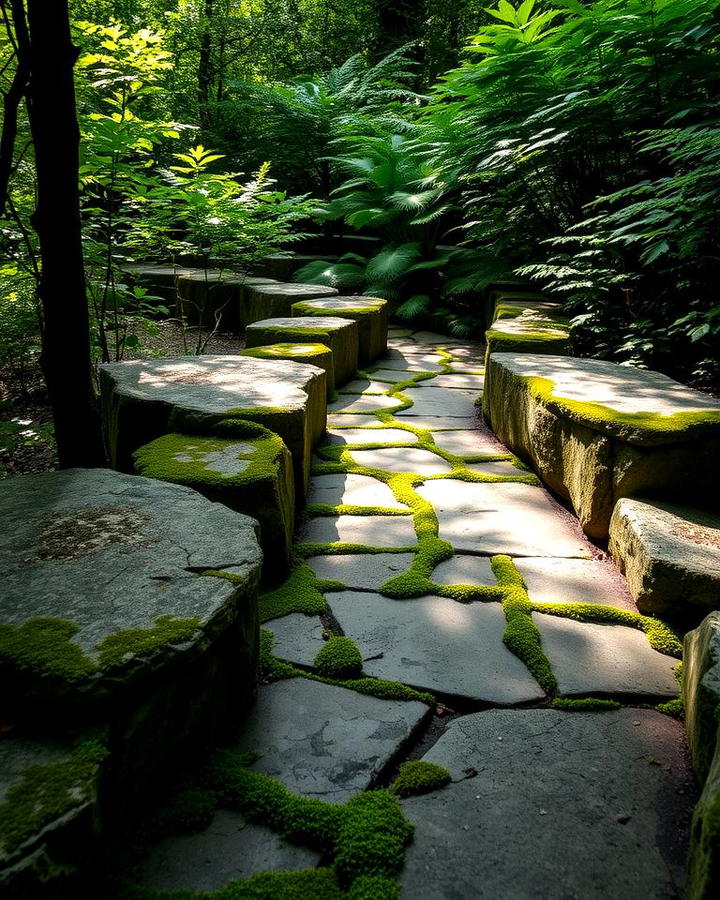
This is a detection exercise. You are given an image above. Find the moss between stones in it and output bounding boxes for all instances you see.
[315,636,364,679]
[0,734,107,855]
[657,698,685,719]
[551,698,622,712]
[257,564,332,623]
[390,761,452,798]
[305,504,412,518]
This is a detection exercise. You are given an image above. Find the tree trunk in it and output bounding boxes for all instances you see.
[375,0,425,54]
[24,0,106,467]
[197,0,214,129]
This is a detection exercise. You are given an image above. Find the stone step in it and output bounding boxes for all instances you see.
[292,296,388,366]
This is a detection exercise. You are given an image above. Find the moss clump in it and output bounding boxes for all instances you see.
[551,698,621,712]
[240,341,332,359]
[97,615,201,670]
[335,791,414,884]
[315,636,363,679]
[657,697,684,719]
[0,735,107,855]
[0,617,95,682]
[259,564,328,623]
[390,761,452,798]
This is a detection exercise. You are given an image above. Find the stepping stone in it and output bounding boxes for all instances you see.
[100,355,327,495]
[0,469,261,805]
[410,331,477,347]
[133,809,321,892]
[234,679,429,802]
[325,427,418,445]
[446,360,484,374]
[177,272,277,330]
[306,553,417,591]
[532,614,679,699]
[515,557,634,609]
[292,296,389,365]
[369,368,426,384]
[465,459,526,477]
[120,263,204,307]
[340,378,391,394]
[431,555,496,586]
[447,345,486,358]
[240,342,335,397]
[398,386,480,419]
[267,614,325,666]
[429,429,508,457]
[328,394,401,413]
[401,709,692,899]
[327,592,544,705]
[242,282,338,327]
[327,413,385,427]
[308,473,408,509]
[298,514,417,548]
[431,373,485,390]
[246,316,358,386]
[379,350,444,373]
[392,417,479,431]
[347,447,453,475]
[418,480,592,558]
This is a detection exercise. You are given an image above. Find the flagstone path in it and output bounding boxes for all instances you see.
[130,329,696,899]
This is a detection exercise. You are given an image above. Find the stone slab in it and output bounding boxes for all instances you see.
[306,553,416,591]
[347,447,453,475]
[267,614,325,667]
[429,429,507,457]
[533,613,679,699]
[307,473,408,509]
[369,368,426,384]
[431,373,485,390]
[326,414,386,427]
[234,678,428,802]
[133,809,320,892]
[325,427,419,445]
[292,296,388,366]
[446,360,485,373]
[328,394,401,413]
[609,498,720,620]
[466,459,526,477]
[417,480,592,558]
[379,350,444,373]
[298,514,417,548]
[340,379,392,394]
[683,611,720,781]
[431,556,498,587]
[401,709,693,899]
[397,386,481,419]
[243,282,338,327]
[393,417,487,431]
[516,557,634,609]
[328,592,544,704]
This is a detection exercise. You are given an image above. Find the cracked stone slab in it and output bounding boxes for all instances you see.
[328,394,402,413]
[133,809,320,892]
[398,386,481,418]
[429,430,507,457]
[306,553,416,590]
[267,614,325,666]
[327,592,544,705]
[417,480,592,558]
[298,514,417,547]
[401,709,693,899]
[308,473,408,509]
[325,427,419,445]
[515,558,635,609]
[431,373,485,391]
[533,613,679,699]
[233,678,428,802]
[346,447,453,475]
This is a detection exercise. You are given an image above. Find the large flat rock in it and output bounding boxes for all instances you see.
[533,614,679,700]
[429,428,507,457]
[306,552,416,590]
[100,355,327,495]
[327,592,545,705]
[298,514,417,548]
[401,709,692,899]
[417,480,592,558]
[234,678,428,802]
[516,557,634,609]
[609,498,720,620]
[398,386,481,418]
[346,447,452,475]
[325,427,419,445]
[307,473,407,509]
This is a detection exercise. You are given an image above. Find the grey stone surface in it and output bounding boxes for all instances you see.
[369,368,425,383]
[328,592,544,705]
[379,350,444,372]
[347,447,452,475]
[328,394,401,413]
[609,498,720,618]
[515,557,634,609]
[327,414,386,426]
[0,469,261,684]
[325,427,419,445]
[307,473,408,509]
[446,359,485,373]
[533,613,679,699]
[340,378,392,394]
[401,709,693,900]
[429,429,507,457]
[234,679,428,802]
[431,373,485,390]
[417,480,592,558]
[386,417,479,431]
[267,614,325,666]
[134,809,321,892]
[306,553,416,590]
[683,611,720,781]
[466,459,527,477]
[399,386,481,418]
[431,555,497,587]
[298,514,417,547]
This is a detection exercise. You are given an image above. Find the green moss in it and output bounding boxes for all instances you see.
[0,617,95,682]
[293,300,385,316]
[0,735,107,855]
[314,636,364,679]
[139,787,217,844]
[390,761,452,798]
[551,698,622,712]
[96,615,201,670]
[346,874,401,900]
[240,341,332,359]
[335,791,414,883]
[657,697,684,718]
[305,504,412,518]
[259,564,328,622]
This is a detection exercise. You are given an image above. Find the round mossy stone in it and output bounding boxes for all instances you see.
[240,343,335,396]
[133,423,296,575]
[291,296,389,366]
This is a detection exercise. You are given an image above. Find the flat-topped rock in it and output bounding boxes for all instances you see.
[100,355,327,496]
[240,342,334,397]
[485,311,570,359]
[347,447,452,475]
[327,592,544,705]
[401,709,693,899]
[298,514,417,548]
[246,316,358,386]
[306,553,416,591]
[176,271,275,330]
[398,386,480,419]
[308,473,408,509]
[610,498,720,621]
[243,282,339,327]
[234,678,428,803]
[516,557,634,609]
[266,614,325,666]
[484,353,720,537]
[292,296,388,365]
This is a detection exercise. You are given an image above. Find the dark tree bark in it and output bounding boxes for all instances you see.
[20,0,105,466]
[374,0,426,54]
[197,0,214,129]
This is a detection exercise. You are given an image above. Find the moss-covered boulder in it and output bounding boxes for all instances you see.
[0,469,261,808]
[246,316,359,387]
[291,296,388,366]
[134,423,295,575]
[483,353,720,538]
[484,310,570,366]
[242,282,339,328]
[609,498,720,622]
[240,342,335,396]
[176,271,279,331]
[100,355,327,496]
[486,289,548,327]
